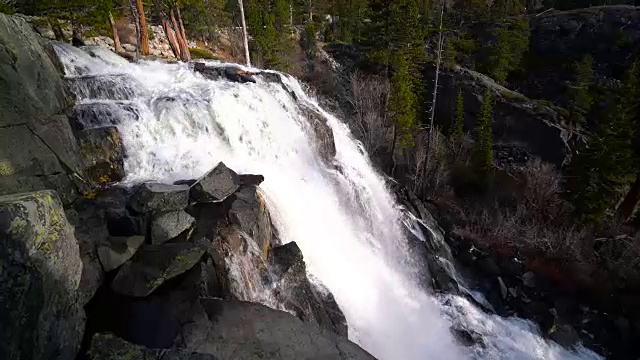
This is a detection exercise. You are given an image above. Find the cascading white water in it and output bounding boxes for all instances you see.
[56,43,603,360]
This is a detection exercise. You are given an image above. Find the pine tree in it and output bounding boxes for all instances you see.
[569,62,637,224]
[389,52,419,148]
[568,54,594,125]
[453,88,464,146]
[475,89,494,173]
[485,19,529,84]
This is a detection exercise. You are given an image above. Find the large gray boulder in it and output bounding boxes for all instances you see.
[128,183,190,214]
[111,242,207,297]
[0,191,84,360]
[181,298,375,360]
[97,235,145,272]
[77,126,126,186]
[190,162,240,203]
[271,242,348,337]
[150,210,195,245]
[300,104,336,165]
[229,185,272,259]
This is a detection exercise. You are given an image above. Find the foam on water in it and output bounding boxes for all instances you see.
[56,43,602,360]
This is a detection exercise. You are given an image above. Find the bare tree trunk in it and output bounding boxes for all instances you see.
[128,0,141,60]
[238,0,251,66]
[171,7,190,61]
[136,0,150,55]
[290,1,294,28]
[176,6,191,61]
[389,125,398,177]
[109,12,121,53]
[162,15,181,59]
[617,174,640,222]
[426,0,445,171]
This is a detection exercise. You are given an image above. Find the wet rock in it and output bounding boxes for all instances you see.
[205,224,271,301]
[425,252,460,294]
[271,241,303,275]
[65,74,144,101]
[174,179,197,186]
[300,104,336,164]
[229,185,272,258]
[111,242,207,297]
[271,242,348,337]
[150,210,195,245]
[190,162,240,203]
[497,277,508,299]
[179,298,375,359]
[128,183,190,214]
[70,101,142,131]
[239,174,265,186]
[194,64,257,84]
[97,235,145,272]
[549,318,580,348]
[88,333,217,360]
[77,126,125,186]
[523,271,536,288]
[451,328,480,347]
[0,191,84,360]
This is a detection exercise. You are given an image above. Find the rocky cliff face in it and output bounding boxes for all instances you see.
[423,64,575,166]
[0,14,81,204]
[523,6,640,104]
[0,13,372,360]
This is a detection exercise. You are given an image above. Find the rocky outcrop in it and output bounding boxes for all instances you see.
[423,64,574,166]
[128,182,190,213]
[71,163,356,358]
[190,162,240,203]
[0,191,84,360]
[86,299,374,360]
[0,14,81,204]
[271,242,349,336]
[523,6,640,104]
[179,298,374,360]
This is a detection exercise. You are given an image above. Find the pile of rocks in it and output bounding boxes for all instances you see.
[0,161,373,359]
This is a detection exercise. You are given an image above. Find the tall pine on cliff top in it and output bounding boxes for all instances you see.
[389,52,419,148]
[568,54,594,125]
[568,61,638,224]
[475,89,494,173]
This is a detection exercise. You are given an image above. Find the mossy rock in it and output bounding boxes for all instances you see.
[189,47,220,60]
[77,126,125,187]
[0,190,84,360]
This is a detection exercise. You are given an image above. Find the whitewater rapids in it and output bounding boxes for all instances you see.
[55,44,602,360]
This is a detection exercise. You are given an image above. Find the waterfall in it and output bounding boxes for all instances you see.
[55,43,602,360]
